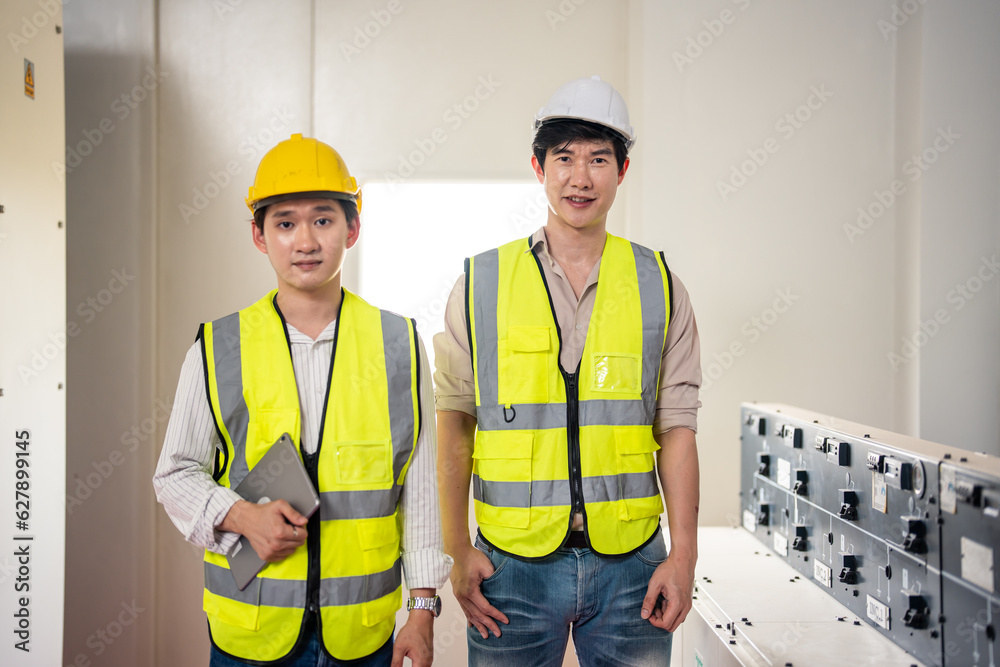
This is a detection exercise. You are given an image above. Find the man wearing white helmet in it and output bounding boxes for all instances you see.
[154,134,451,666]
[435,77,701,665]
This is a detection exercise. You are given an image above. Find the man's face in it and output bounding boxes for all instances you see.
[531,139,630,233]
[252,197,358,297]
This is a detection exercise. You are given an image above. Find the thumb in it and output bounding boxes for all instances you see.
[640,585,660,620]
[274,499,308,525]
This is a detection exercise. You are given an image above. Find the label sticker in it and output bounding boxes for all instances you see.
[24,59,35,99]
[961,536,995,593]
[872,472,887,513]
[778,458,791,489]
[941,466,958,514]
[867,595,891,630]
[743,509,756,532]
[774,532,789,557]
[814,560,832,587]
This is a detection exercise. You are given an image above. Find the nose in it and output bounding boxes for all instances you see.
[294,221,319,251]
[570,160,592,189]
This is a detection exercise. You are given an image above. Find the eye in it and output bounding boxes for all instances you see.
[276,220,293,229]
[593,157,608,164]
[314,217,332,226]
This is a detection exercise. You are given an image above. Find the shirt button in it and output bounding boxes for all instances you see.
[576,323,583,330]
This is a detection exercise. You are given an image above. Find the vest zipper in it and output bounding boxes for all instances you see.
[304,448,321,616]
[563,370,584,517]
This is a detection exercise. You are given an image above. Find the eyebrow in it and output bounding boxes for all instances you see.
[270,204,338,218]
[550,145,614,157]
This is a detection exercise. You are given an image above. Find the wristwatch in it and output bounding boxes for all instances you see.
[406,595,442,617]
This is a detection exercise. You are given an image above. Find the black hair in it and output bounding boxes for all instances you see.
[532,120,629,174]
[253,197,359,232]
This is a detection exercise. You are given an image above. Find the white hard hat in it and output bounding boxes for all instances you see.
[533,75,635,150]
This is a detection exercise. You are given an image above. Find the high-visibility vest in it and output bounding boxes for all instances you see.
[466,233,671,558]
[199,289,419,662]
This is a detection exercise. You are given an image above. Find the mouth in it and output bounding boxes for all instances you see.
[293,259,322,270]
[565,195,595,207]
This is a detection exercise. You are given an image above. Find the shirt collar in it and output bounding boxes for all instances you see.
[285,319,338,345]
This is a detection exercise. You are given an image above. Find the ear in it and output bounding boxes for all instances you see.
[531,154,545,184]
[252,220,268,255]
[617,157,630,185]
[345,217,361,250]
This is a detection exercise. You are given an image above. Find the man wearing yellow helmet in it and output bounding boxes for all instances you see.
[154,134,451,666]
[435,77,702,665]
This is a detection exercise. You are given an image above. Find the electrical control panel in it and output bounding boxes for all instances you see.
[740,403,1000,666]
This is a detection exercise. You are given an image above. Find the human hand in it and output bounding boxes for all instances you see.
[222,499,308,562]
[451,545,509,639]
[391,609,434,667]
[640,554,695,632]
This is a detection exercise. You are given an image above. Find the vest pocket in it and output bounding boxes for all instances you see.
[613,428,663,521]
[358,519,401,627]
[204,583,261,632]
[335,441,393,485]
[498,326,552,404]
[591,353,642,394]
[472,431,533,528]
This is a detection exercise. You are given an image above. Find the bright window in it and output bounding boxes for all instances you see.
[358,182,545,366]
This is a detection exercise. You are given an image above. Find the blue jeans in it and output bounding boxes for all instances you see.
[468,532,673,667]
[209,626,392,667]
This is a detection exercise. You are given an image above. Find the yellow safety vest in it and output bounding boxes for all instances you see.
[199,289,419,662]
[467,233,671,557]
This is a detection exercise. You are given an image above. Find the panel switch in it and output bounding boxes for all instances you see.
[757,453,770,477]
[902,595,928,629]
[792,524,808,552]
[792,469,808,496]
[838,489,858,521]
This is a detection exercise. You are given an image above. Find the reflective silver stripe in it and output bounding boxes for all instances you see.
[320,488,400,520]
[470,249,501,409]
[381,311,416,482]
[319,563,401,607]
[211,312,250,488]
[631,242,667,423]
[583,471,660,503]
[473,471,658,509]
[205,562,401,608]
[477,399,649,430]
[579,399,649,427]
[205,562,307,608]
[477,401,565,431]
[472,475,572,508]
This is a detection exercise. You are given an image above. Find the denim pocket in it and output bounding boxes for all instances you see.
[634,533,668,567]
[475,534,511,583]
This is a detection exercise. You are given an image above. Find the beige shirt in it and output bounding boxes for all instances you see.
[433,228,702,434]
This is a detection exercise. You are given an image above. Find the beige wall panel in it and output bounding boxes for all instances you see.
[631,0,898,527]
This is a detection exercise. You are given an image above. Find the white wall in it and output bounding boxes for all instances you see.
[629,0,1000,530]
[58,1,1000,665]
[916,0,1000,452]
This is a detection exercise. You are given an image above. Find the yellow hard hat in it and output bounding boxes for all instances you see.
[246,133,361,213]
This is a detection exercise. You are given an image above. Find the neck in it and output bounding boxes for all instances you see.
[274,280,343,339]
[543,220,608,268]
